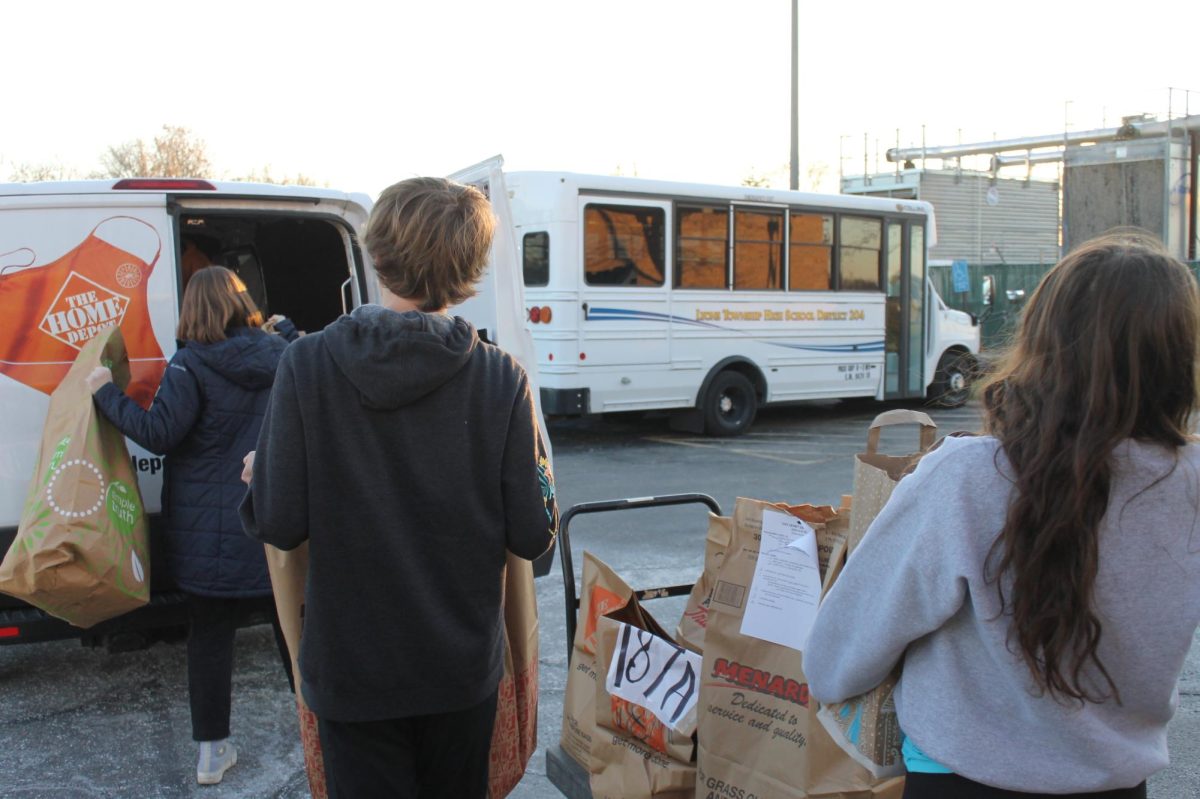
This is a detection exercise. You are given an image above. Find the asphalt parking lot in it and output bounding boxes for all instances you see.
[1,400,1196,797]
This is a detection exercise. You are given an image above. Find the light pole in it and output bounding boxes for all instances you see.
[789,0,798,190]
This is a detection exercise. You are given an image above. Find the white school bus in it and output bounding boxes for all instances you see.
[507,172,981,435]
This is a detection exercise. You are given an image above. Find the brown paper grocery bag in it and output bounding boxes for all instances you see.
[816,412,941,780]
[847,409,936,554]
[695,497,904,799]
[487,552,540,798]
[0,327,150,628]
[815,526,903,779]
[266,546,539,799]
[674,513,732,655]
[264,543,327,799]
[560,552,636,770]
[590,604,696,799]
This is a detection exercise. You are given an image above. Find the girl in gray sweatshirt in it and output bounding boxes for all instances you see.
[806,232,1200,798]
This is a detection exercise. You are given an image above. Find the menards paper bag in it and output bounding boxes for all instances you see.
[696,497,903,799]
[488,553,540,798]
[561,552,636,769]
[847,410,936,554]
[590,604,698,799]
[0,327,150,628]
[264,543,326,799]
[675,514,732,654]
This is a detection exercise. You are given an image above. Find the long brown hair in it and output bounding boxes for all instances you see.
[980,231,1199,704]
[176,266,264,344]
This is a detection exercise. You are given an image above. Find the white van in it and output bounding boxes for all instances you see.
[0,157,539,646]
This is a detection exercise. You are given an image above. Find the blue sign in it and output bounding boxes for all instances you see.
[951,259,970,294]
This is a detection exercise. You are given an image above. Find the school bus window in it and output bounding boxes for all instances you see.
[523,231,549,286]
[583,204,665,287]
[734,208,783,291]
[675,205,728,289]
[788,212,832,291]
[839,216,882,291]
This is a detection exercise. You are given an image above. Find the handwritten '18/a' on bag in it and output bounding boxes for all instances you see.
[590,599,698,799]
[0,327,150,628]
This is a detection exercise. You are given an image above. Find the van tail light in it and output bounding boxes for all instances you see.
[539,306,552,323]
[0,626,19,639]
[112,179,217,191]
[529,306,541,323]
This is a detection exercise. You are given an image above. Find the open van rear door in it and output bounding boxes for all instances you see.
[448,157,550,458]
[450,157,555,575]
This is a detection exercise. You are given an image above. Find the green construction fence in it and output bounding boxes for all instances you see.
[929,260,1200,350]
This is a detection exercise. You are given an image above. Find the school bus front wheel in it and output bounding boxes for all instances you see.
[702,371,758,436]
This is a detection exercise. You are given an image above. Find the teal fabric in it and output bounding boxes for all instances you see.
[902,735,953,774]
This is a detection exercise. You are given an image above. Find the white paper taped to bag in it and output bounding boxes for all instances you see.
[604,620,703,734]
[739,509,823,651]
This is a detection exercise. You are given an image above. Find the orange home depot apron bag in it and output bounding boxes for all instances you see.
[0,216,167,408]
[0,327,150,627]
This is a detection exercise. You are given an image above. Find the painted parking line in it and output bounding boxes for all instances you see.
[644,436,832,466]
[736,430,867,440]
[653,434,864,453]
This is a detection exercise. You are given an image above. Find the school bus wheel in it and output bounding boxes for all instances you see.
[929,350,974,408]
[703,371,757,436]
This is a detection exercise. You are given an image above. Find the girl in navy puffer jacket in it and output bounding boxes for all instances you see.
[87,266,288,785]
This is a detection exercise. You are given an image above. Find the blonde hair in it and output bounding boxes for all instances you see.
[176,266,264,344]
[363,177,496,311]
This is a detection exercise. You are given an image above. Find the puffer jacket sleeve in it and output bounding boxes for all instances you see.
[92,353,202,456]
[501,370,558,560]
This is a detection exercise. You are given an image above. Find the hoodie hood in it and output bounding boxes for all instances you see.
[323,305,478,410]
[186,327,286,390]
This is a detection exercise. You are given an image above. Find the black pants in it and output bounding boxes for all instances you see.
[903,773,1147,799]
[186,594,288,741]
[317,689,499,799]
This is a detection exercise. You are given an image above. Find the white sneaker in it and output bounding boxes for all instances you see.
[196,739,238,785]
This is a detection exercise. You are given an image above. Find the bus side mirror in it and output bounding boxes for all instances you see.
[981,275,995,307]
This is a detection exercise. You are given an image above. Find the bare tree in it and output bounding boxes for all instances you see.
[8,162,79,182]
[234,167,323,187]
[741,171,774,188]
[99,125,212,178]
[805,161,830,192]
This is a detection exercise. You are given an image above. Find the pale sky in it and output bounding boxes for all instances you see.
[3,0,1197,196]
